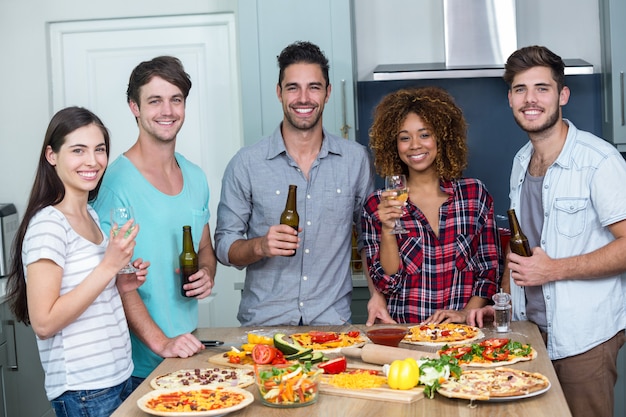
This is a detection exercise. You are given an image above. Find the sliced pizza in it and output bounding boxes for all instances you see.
[290,330,366,352]
[138,386,253,414]
[437,367,550,400]
[437,338,537,367]
[404,323,484,346]
[150,367,255,390]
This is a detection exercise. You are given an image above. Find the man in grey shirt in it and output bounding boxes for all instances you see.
[214,41,374,326]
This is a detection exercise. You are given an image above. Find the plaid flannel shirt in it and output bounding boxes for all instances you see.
[362,178,500,323]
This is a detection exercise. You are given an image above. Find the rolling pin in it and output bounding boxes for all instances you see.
[341,344,438,366]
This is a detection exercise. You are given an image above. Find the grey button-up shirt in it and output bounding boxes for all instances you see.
[215,125,374,326]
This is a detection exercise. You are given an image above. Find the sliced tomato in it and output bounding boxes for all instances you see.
[480,338,509,349]
[440,346,472,359]
[270,349,287,365]
[440,330,451,337]
[482,347,509,361]
[309,331,340,343]
[347,331,361,338]
[252,344,277,364]
[318,357,348,374]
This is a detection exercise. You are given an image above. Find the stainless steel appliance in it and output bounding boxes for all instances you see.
[0,204,18,277]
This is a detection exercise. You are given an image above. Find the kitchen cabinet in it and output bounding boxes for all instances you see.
[1,301,53,417]
[237,0,356,145]
[600,0,626,151]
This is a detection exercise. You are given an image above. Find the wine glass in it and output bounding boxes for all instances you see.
[110,207,139,274]
[384,175,408,234]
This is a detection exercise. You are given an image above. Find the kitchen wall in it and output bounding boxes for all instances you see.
[354,0,601,80]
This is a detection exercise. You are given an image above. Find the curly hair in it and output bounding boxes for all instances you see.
[368,86,468,180]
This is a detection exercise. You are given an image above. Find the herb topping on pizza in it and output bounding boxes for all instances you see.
[438,338,537,367]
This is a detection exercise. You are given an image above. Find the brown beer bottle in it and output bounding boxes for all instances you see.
[280,185,299,257]
[506,209,531,257]
[179,225,198,297]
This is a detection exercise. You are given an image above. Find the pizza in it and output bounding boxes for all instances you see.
[150,367,255,390]
[403,323,484,346]
[437,338,537,367]
[138,386,253,414]
[290,330,366,352]
[436,367,550,400]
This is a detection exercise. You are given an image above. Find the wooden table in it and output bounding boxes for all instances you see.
[111,321,571,417]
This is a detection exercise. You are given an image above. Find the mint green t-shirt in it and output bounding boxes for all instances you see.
[93,153,210,378]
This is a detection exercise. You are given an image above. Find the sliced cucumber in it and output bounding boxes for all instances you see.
[310,351,327,363]
[285,348,314,360]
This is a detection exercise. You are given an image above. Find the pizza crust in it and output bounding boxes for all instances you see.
[402,324,484,346]
[436,367,550,400]
[150,367,255,390]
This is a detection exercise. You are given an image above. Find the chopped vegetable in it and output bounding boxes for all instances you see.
[317,357,347,374]
[386,358,420,390]
[255,363,320,406]
[417,355,462,399]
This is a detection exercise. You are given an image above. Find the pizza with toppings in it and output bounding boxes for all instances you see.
[436,367,550,400]
[403,323,484,346]
[290,330,366,352]
[150,367,255,390]
[137,386,253,415]
[437,338,537,367]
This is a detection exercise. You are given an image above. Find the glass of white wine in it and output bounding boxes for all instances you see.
[385,174,408,234]
[110,206,139,274]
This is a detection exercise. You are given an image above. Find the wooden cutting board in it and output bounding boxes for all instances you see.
[319,369,424,403]
[207,352,253,369]
[207,352,424,403]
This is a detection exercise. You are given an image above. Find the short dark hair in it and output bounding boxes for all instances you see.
[126,56,192,105]
[503,45,566,92]
[277,41,330,87]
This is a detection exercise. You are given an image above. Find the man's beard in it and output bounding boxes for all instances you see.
[513,107,560,134]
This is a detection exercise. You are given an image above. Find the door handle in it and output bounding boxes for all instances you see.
[4,320,17,371]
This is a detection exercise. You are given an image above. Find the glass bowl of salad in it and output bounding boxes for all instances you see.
[254,362,321,408]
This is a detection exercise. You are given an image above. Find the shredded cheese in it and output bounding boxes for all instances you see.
[325,372,387,390]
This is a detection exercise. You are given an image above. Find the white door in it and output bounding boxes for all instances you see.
[49,14,244,327]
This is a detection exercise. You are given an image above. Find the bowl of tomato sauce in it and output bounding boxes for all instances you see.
[366,326,408,347]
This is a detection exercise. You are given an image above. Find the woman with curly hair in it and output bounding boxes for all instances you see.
[362,86,501,325]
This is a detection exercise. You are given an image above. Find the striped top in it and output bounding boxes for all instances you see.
[22,205,133,400]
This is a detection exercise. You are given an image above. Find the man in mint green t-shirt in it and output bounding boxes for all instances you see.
[93,56,217,388]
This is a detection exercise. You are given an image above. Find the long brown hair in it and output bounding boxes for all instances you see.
[6,106,110,324]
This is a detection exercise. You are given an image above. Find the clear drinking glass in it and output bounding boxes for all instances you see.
[384,175,408,234]
[110,207,139,274]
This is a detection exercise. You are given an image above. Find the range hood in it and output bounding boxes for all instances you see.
[372,0,593,80]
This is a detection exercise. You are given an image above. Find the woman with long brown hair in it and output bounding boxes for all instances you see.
[5,106,148,417]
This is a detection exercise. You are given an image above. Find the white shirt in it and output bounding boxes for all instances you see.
[23,206,132,400]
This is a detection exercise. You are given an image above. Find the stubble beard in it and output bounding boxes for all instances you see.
[513,107,560,135]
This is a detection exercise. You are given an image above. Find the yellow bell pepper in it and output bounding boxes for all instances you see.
[386,358,420,390]
[247,333,274,346]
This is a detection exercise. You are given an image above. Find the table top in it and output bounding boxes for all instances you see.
[111,320,571,417]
